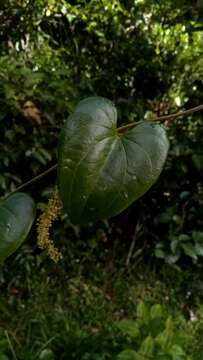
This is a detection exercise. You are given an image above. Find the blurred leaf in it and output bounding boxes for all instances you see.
[194,243,203,256]
[136,302,149,323]
[139,336,154,355]
[170,239,179,253]
[192,232,203,242]
[39,349,55,360]
[165,254,180,264]
[155,248,165,259]
[39,148,52,162]
[117,320,140,338]
[150,304,163,319]
[32,151,47,165]
[117,350,138,360]
[169,344,185,359]
[178,234,191,242]
[181,243,197,260]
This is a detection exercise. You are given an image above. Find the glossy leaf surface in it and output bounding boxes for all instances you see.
[58,97,169,224]
[0,192,36,264]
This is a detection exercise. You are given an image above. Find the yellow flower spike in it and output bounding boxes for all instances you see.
[36,189,63,263]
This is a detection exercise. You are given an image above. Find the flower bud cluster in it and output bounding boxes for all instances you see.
[37,189,63,263]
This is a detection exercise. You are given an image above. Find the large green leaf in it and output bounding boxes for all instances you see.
[0,192,36,264]
[58,97,169,224]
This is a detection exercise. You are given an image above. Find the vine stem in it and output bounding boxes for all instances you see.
[8,102,203,193]
[13,164,58,193]
[117,102,203,133]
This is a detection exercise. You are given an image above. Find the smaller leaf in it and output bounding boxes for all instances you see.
[139,336,154,355]
[32,151,47,165]
[169,344,185,359]
[156,329,173,352]
[117,320,140,338]
[172,215,181,225]
[170,239,179,253]
[155,248,165,259]
[179,191,190,200]
[156,213,171,224]
[150,304,163,319]
[136,302,149,323]
[192,231,203,242]
[165,316,174,332]
[0,355,10,360]
[39,349,55,360]
[117,350,138,360]
[194,243,203,256]
[39,148,52,162]
[192,154,203,171]
[165,254,180,264]
[178,234,191,242]
[0,192,36,264]
[181,243,197,260]
[0,175,6,190]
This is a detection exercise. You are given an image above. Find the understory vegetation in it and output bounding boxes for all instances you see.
[0,0,203,359]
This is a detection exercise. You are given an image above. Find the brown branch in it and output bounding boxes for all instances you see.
[5,103,203,194]
[13,164,58,193]
[117,103,203,133]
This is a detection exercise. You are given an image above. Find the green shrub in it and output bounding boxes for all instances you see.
[117,302,193,359]
[155,231,203,265]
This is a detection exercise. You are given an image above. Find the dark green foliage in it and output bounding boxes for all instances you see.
[0,193,35,264]
[0,1,202,261]
[0,1,203,358]
[58,96,169,224]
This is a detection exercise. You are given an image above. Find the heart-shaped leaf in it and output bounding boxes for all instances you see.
[0,192,36,264]
[58,97,169,224]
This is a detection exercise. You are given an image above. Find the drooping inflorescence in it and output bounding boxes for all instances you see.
[37,189,63,263]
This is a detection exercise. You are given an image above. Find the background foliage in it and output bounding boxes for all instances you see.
[0,0,203,358]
